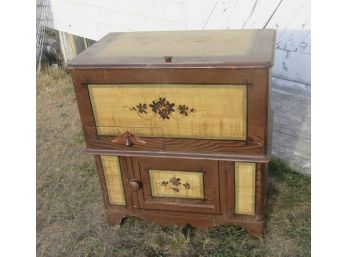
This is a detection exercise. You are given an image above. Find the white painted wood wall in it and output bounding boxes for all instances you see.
[49,0,310,84]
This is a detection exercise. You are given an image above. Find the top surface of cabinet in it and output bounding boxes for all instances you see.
[68,29,276,68]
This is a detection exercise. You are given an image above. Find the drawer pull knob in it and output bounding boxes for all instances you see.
[111,131,146,147]
[124,132,132,147]
[129,179,142,191]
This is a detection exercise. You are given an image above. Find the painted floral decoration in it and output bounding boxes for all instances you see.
[149,97,176,119]
[128,97,196,120]
[178,105,196,116]
[161,176,191,193]
[134,103,148,114]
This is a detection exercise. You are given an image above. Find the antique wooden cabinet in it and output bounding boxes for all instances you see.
[68,29,275,237]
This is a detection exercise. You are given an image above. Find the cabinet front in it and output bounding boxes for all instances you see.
[131,157,220,214]
[88,84,247,140]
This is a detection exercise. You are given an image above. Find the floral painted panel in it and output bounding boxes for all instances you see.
[89,84,247,140]
[149,169,204,199]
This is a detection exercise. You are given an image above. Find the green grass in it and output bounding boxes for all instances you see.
[37,68,311,257]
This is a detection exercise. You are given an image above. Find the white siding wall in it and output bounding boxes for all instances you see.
[49,0,311,84]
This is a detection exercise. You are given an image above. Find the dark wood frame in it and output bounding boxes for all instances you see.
[132,157,220,214]
[70,67,271,162]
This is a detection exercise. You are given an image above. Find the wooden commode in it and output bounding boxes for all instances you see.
[68,29,275,237]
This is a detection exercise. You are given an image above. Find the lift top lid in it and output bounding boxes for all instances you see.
[68,29,276,68]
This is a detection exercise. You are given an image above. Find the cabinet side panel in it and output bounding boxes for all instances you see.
[235,162,256,215]
[101,156,126,205]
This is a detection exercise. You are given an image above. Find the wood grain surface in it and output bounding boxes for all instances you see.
[93,154,267,236]
[71,67,271,158]
[68,30,275,68]
[132,157,220,214]
[97,30,254,58]
[234,162,256,215]
[149,169,204,199]
[89,84,247,140]
[101,155,126,205]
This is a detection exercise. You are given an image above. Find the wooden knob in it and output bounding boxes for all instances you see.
[111,131,146,147]
[124,132,133,147]
[129,180,141,191]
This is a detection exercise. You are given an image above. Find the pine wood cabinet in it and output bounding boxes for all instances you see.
[69,29,275,237]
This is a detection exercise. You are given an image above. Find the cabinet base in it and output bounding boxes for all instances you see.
[105,209,264,238]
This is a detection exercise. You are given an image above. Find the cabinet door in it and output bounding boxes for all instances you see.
[131,157,220,214]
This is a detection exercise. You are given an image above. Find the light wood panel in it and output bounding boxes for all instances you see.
[235,162,256,215]
[89,84,247,140]
[101,155,126,205]
[149,169,204,199]
[97,30,254,58]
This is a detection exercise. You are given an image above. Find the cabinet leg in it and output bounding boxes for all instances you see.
[106,211,127,226]
[240,221,265,238]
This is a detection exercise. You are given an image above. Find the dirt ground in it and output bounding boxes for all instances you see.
[36,68,310,257]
